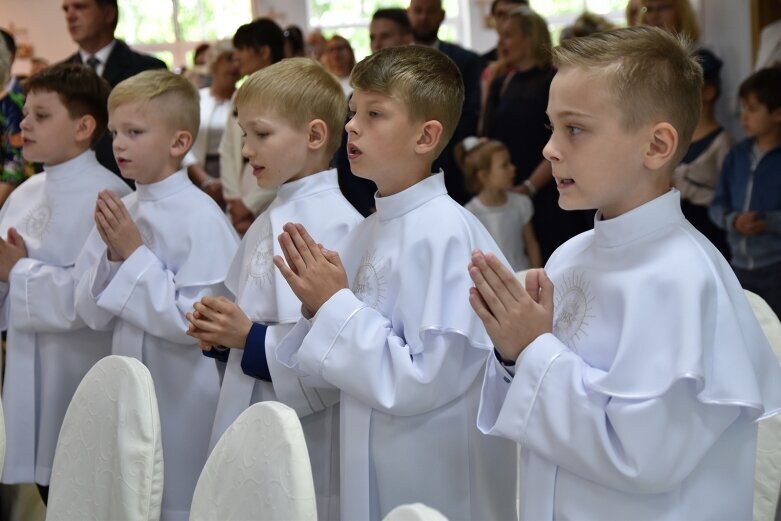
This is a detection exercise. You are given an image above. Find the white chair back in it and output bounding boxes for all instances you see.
[46,355,163,521]
[745,291,781,521]
[383,503,449,521]
[189,401,317,521]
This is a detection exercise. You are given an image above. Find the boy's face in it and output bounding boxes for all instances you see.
[543,67,655,219]
[108,101,181,185]
[238,105,311,190]
[21,89,84,165]
[740,93,781,140]
[346,89,426,195]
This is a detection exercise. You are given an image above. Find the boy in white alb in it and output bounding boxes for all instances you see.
[273,46,518,521]
[0,64,131,498]
[185,58,363,520]
[469,27,781,520]
[73,70,239,521]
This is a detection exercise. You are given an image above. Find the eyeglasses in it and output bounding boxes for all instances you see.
[641,3,674,15]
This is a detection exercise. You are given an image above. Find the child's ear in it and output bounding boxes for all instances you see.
[74,115,97,144]
[307,119,328,151]
[169,130,193,157]
[643,122,678,171]
[414,120,444,156]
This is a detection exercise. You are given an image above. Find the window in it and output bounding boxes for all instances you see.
[533,0,628,42]
[307,0,466,60]
[116,0,252,69]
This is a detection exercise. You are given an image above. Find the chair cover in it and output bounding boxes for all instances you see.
[746,291,781,521]
[46,355,163,521]
[383,503,450,521]
[189,401,317,521]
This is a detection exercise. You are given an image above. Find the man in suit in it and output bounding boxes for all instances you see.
[62,0,166,176]
[407,0,479,204]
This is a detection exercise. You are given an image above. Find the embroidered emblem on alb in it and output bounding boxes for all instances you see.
[248,221,274,286]
[553,270,595,348]
[352,249,386,308]
[25,205,52,240]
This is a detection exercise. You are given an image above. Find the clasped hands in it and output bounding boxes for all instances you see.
[468,250,554,363]
[0,227,27,282]
[94,190,143,262]
[186,223,346,351]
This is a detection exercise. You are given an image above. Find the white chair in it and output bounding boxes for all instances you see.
[189,401,317,521]
[46,355,163,521]
[383,503,449,521]
[745,290,781,521]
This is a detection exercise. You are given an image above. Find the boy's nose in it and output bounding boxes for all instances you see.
[542,136,560,163]
[345,117,358,134]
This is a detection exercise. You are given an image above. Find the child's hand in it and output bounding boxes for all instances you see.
[186,296,253,349]
[95,190,143,261]
[468,250,554,363]
[734,211,767,236]
[274,222,348,315]
[0,228,28,282]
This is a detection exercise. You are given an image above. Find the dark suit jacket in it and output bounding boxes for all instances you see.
[64,39,167,178]
[434,40,481,204]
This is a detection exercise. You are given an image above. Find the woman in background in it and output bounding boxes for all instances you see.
[323,35,355,96]
[184,40,239,209]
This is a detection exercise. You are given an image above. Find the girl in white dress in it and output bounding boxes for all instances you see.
[459,136,541,271]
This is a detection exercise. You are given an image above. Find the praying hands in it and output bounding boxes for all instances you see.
[468,250,554,362]
[274,222,348,315]
[0,228,27,282]
[94,190,143,261]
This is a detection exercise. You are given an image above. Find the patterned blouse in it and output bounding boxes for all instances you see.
[1,82,34,186]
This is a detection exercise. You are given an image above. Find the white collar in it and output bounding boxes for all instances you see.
[374,171,448,221]
[79,40,116,67]
[135,169,192,201]
[274,169,340,206]
[593,189,683,248]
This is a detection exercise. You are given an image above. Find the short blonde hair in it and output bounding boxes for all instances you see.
[108,69,200,140]
[553,25,702,164]
[234,57,346,158]
[640,0,700,42]
[454,138,508,194]
[350,45,463,156]
[506,6,552,68]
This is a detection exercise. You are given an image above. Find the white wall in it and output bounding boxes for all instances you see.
[698,0,753,139]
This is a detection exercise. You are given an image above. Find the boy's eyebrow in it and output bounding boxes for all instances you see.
[547,109,594,119]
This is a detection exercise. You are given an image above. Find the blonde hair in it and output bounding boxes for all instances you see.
[640,0,700,42]
[455,138,508,194]
[506,6,552,68]
[235,57,346,158]
[350,45,464,156]
[108,69,200,140]
[553,25,702,164]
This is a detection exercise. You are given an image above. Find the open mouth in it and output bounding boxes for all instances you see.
[347,143,362,161]
[555,177,575,189]
[22,138,35,146]
[116,158,130,168]
[251,165,265,177]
